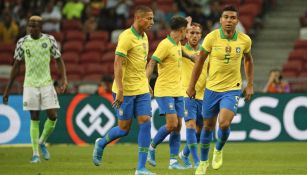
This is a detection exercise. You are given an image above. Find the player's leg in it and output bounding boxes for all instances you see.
[179,98,198,169]
[196,89,220,174]
[168,97,186,170]
[212,90,241,170]
[92,94,133,166]
[39,84,60,160]
[23,87,41,163]
[30,111,40,163]
[134,93,155,175]
[148,97,175,166]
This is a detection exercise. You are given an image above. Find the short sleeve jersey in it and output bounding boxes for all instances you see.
[112,26,149,96]
[201,28,252,92]
[152,35,184,97]
[182,43,209,100]
[14,34,61,87]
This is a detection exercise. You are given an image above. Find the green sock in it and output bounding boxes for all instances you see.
[30,120,39,155]
[39,119,57,144]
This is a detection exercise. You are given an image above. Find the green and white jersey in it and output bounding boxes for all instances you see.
[14,34,61,87]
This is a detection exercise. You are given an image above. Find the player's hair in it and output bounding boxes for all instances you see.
[29,15,43,26]
[222,5,239,16]
[191,22,203,32]
[134,5,152,16]
[170,16,188,31]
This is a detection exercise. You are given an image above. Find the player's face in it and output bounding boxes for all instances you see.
[28,21,41,39]
[220,11,238,32]
[179,27,187,40]
[140,12,154,31]
[186,26,202,47]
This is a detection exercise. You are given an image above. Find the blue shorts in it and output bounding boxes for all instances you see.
[202,88,241,119]
[155,96,184,118]
[112,93,152,120]
[184,97,203,126]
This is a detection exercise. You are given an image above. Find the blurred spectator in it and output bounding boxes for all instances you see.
[151,1,167,34]
[62,0,85,20]
[0,8,19,44]
[97,75,113,102]
[41,0,62,32]
[206,0,222,31]
[263,69,290,93]
[165,3,186,23]
[106,0,132,19]
[98,8,124,33]
[175,0,197,16]
[83,16,97,36]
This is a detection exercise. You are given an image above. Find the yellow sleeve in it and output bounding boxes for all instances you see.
[244,36,252,53]
[152,41,168,63]
[200,33,213,54]
[115,33,131,57]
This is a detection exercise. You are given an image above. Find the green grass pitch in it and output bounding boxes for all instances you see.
[0,142,306,175]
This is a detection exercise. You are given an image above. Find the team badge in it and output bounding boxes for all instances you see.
[42,43,47,48]
[236,47,241,54]
[225,46,231,54]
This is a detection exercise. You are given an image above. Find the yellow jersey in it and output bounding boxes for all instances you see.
[112,26,149,96]
[201,28,252,92]
[182,43,209,100]
[152,35,184,97]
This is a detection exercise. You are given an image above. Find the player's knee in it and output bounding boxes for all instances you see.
[219,120,231,130]
[185,120,196,129]
[204,122,215,130]
[166,123,177,131]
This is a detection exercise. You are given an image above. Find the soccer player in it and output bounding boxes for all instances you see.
[146,16,188,170]
[2,16,67,163]
[186,5,254,175]
[92,6,155,175]
[178,22,208,169]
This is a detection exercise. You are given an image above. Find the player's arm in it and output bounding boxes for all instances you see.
[113,54,125,108]
[55,57,68,93]
[2,60,21,104]
[146,59,157,95]
[182,50,196,62]
[187,50,208,98]
[243,51,254,101]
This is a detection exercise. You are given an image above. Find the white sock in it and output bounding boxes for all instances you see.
[170,159,177,165]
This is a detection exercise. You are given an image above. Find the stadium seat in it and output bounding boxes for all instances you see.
[157,29,170,40]
[65,30,85,42]
[239,15,255,34]
[66,63,84,75]
[79,51,102,63]
[101,51,114,63]
[62,52,79,64]
[48,32,64,43]
[84,41,106,53]
[82,74,103,82]
[239,3,260,18]
[287,49,307,61]
[107,43,117,52]
[67,73,82,82]
[146,31,155,41]
[294,39,307,50]
[62,20,82,31]
[150,40,161,51]
[282,60,303,72]
[0,43,15,54]
[89,31,109,42]
[63,41,83,53]
[84,63,107,75]
[282,70,297,78]
[0,53,13,64]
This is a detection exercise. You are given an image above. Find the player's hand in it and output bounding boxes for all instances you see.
[112,90,123,109]
[148,85,153,97]
[186,87,196,99]
[59,80,68,94]
[243,84,254,102]
[2,93,8,105]
[186,16,192,29]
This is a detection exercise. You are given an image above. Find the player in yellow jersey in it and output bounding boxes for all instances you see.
[146,16,189,170]
[187,6,254,175]
[92,6,155,175]
[178,22,209,169]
